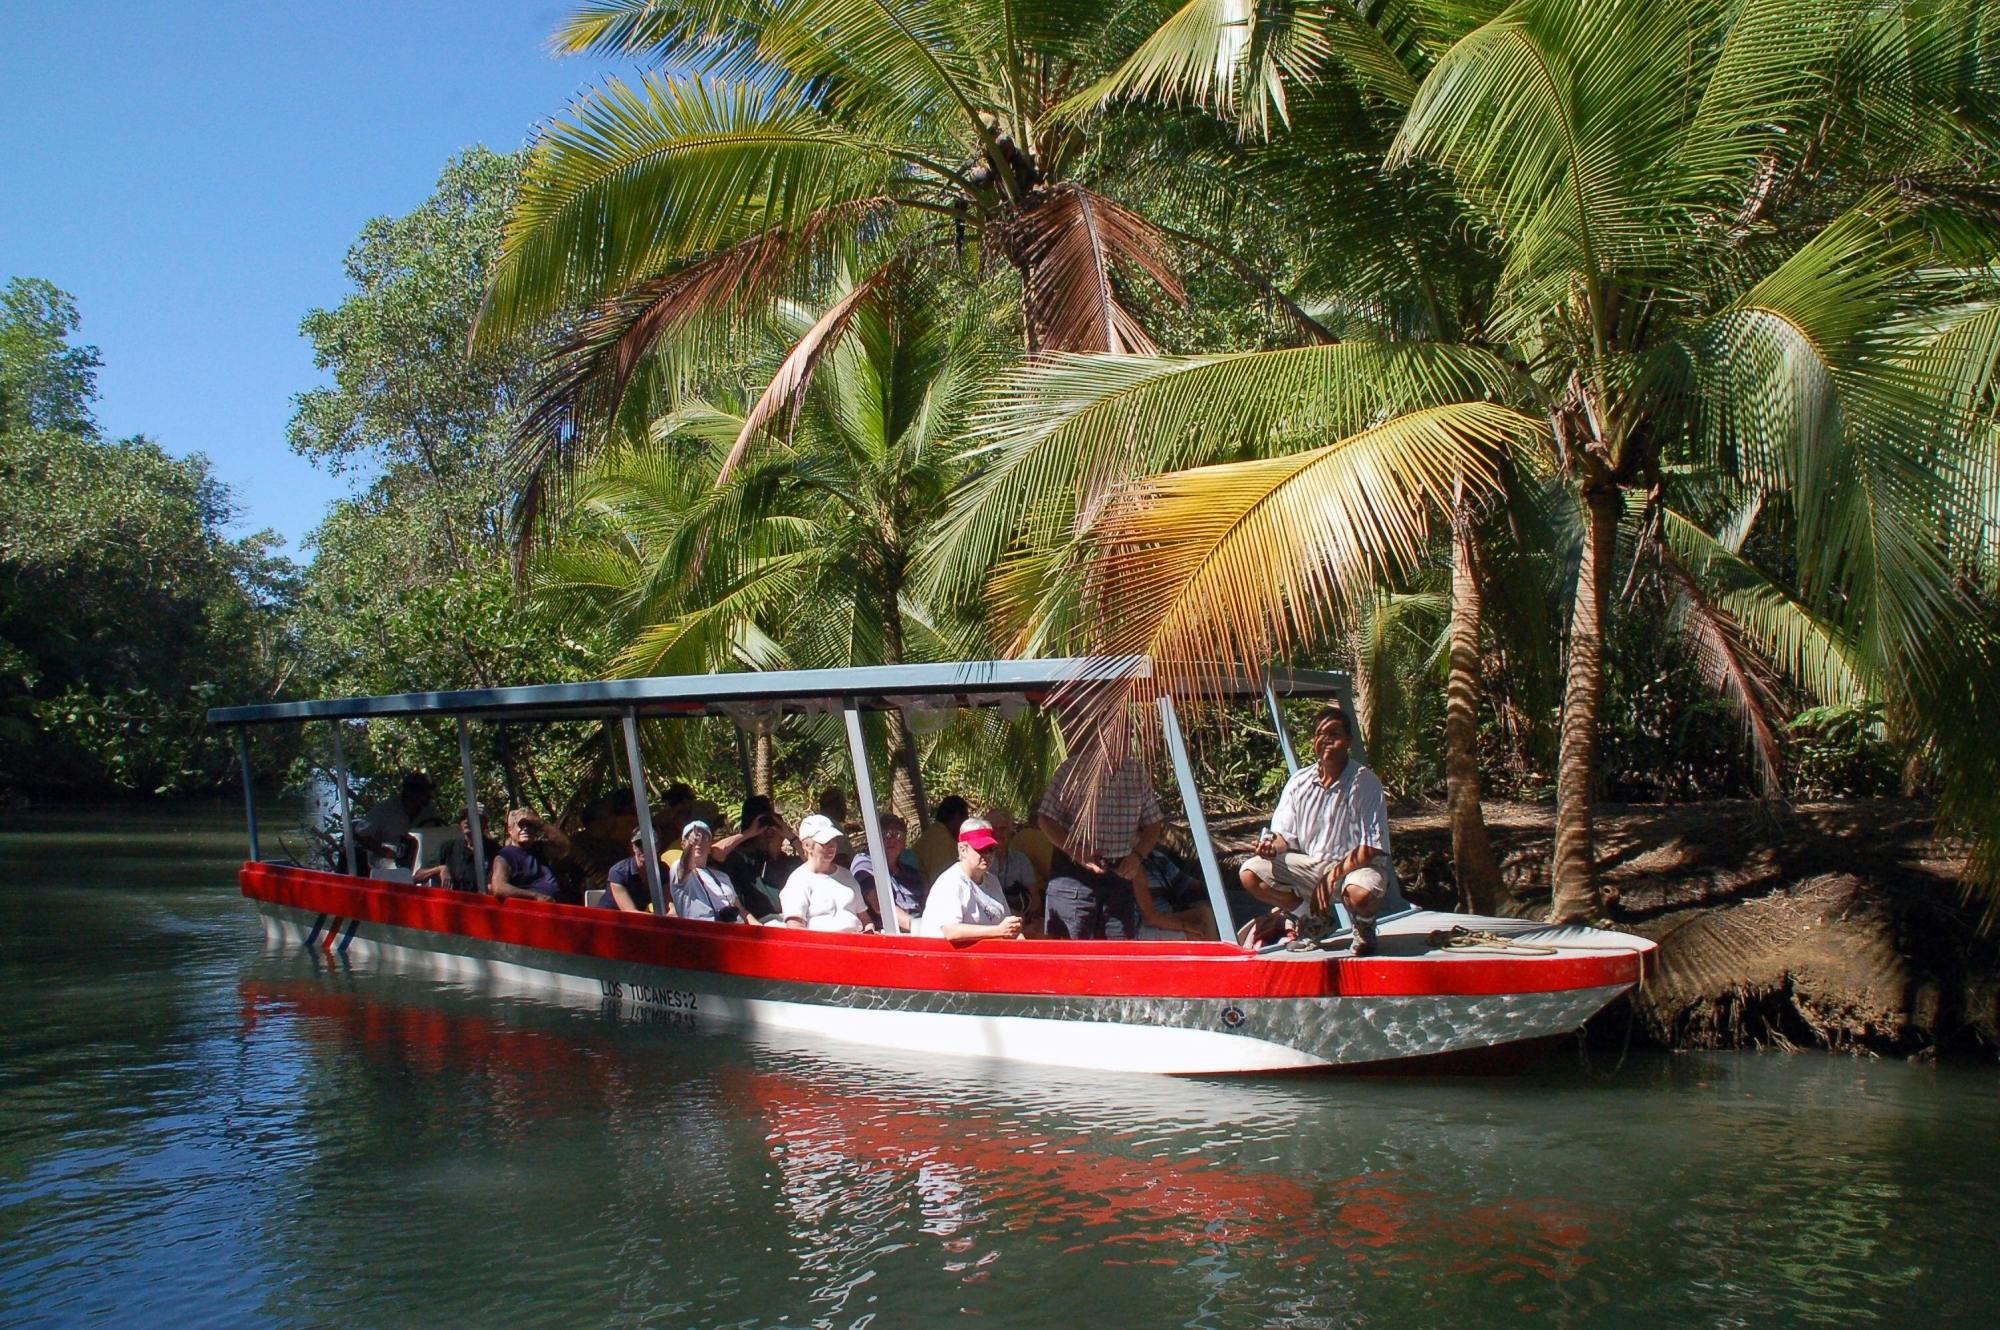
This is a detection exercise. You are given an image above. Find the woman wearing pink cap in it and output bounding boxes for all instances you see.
[917,818,1024,941]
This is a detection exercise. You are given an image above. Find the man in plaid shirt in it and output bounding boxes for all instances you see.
[1035,735,1164,940]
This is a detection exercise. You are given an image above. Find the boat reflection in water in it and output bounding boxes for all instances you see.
[236,962,1620,1323]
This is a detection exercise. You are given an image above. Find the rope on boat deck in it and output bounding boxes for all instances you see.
[1425,926,1561,955]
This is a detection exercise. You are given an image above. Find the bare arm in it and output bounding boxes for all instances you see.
[488,855,541,901]
[1114,819,1165,883]
[937,917,1023,942]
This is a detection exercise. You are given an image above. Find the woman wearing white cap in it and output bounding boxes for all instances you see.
[778,814,874,932]
[917,819,1024,941]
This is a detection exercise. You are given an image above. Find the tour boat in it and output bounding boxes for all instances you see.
[210,659,1654,1075]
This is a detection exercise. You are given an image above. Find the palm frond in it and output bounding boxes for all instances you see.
[1011,183,1186,353]
[1652,536,1788,794]
[478,75,928,346]
[920,340,1530,604]
[1390,0,1732,332]
[507,199,898,505]
[553,0,766,61]
[1660,507,1871,711]
[1065,400,1537,712]
[720,263,896,482]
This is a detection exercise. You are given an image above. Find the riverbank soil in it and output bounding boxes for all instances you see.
[1387,799,2000,1059]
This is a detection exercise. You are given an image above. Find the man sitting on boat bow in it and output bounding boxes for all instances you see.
[1239,706,1390,955]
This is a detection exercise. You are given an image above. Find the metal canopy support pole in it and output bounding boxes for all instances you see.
[1157,694,1235,942]
[330,723,357,877]
[458,717,487,895]
[236,728,260,862]
[1264,676,1301,775]
[621,711,668,915]
[841,700,898,935]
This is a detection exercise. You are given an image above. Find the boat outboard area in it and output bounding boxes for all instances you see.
[208,658,1655,1076]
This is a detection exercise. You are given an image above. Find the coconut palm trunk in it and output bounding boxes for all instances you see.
[1446,501,1502,913]
[1552,478,1619,923]
[752,732,773,798]
[877,579,929,827]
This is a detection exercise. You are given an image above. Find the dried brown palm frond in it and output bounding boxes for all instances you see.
[1007,183,1187,354]
[1653,538,1789,795]
[718,263,896,483]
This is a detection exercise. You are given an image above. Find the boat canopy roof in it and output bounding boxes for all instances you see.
[207,658,1352,728]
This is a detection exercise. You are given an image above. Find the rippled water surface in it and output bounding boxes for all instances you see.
[2,805,1996,1328]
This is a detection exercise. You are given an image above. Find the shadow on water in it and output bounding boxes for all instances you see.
[1,805,1997,1328]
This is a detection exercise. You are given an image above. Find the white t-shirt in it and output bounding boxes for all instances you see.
[918,864,1011,937]
[779,864,868,932]
[672,865,743,921]
[1270,762,1390,862]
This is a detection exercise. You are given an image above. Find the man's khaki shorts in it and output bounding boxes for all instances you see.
[1241,853,1387,919]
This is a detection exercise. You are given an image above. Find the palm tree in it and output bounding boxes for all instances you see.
[474,0,1339,511]
[935,0,2000,921]
[535,271,1000,823]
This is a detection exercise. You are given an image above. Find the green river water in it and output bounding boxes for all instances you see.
[1,805,1996,1328]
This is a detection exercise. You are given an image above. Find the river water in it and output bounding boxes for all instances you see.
[1,805,1995,1328]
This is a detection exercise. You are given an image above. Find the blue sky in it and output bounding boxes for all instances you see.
[1,2,641,557]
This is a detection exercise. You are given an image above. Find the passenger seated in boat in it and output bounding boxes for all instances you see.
[1138,846,1218,940]
[851,812,922,931]
[660,772,700,824]
[354,772,442,874]
[669,820,752,922]
[914,795,970,881]
[604,825,666,912]
[721,800,800,917]
[1239,705,1390,955]
[779,815,874,932]
[918,819,1024,941]
[981,806,1043,928]
[490,808,570,902]
[568,789,638,878]
[413,807,496,893]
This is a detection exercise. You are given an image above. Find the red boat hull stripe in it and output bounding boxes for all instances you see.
[241,863,1643,1000]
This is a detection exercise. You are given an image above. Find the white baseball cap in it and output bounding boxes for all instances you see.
[797,813,842,845]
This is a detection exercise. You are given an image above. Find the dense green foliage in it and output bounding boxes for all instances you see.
[24,3,2000,938]
[282,149,621,814]
[0,278,294,798]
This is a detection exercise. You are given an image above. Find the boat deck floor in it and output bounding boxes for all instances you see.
[1250,909,1652,962]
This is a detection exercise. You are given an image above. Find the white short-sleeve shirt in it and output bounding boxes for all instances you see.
[917,864,1011,936]
[1270,762,1390,862]
[779,864,869,932]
